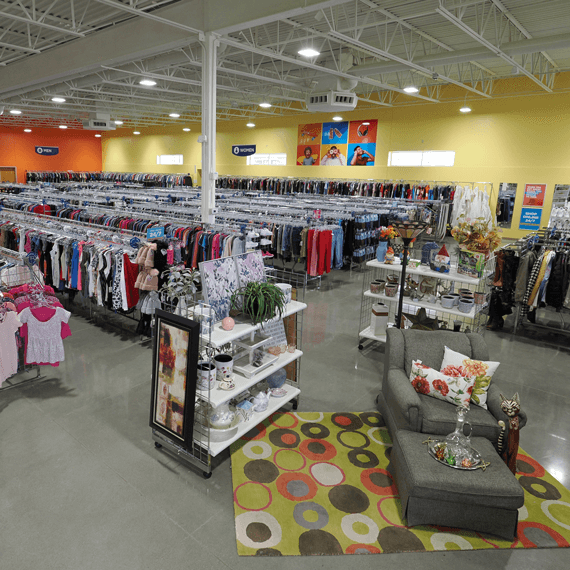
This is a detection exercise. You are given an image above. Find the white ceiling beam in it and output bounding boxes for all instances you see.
[437,4,552,93]
[328,30,491,98]
[93,0,202,34]
[219,36,439,103]
[0,40,41,54]
[0,10,85,37]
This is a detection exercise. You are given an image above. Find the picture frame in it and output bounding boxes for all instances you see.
[149,309,200,448]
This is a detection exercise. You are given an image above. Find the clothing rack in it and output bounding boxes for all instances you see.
[0,246,47,391]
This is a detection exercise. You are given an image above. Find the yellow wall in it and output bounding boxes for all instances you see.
[102,89,570,239]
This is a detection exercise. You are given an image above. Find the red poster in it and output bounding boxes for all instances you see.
[523,183,546,207]
[349,119,378,144]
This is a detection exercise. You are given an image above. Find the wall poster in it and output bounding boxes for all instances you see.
[149,309,200,447]
[519,207,543,230]
[297,119,378,166]
[523,183,546,207]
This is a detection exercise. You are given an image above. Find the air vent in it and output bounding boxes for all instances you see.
[82,119,116,131]
[306,90,358,112]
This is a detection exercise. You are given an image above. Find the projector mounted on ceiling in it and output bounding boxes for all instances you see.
[82,112,116,131]
[306,90,358,113]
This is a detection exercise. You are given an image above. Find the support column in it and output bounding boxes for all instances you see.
[200,31,218,223]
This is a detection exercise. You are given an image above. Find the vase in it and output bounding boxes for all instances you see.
[376,241,388,263]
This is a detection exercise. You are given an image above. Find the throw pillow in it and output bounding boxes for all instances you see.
[440,346,500,410]
[410,360,476,408]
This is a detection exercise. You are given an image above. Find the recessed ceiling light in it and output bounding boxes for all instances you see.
[403,86,419,94]
[95,134,102,137]
[332,116,343,122]
[460,106,472,113]
[59,125,67,129]
[183,128,191,132]
[169,113,180,118]
[259,102,271,108]
[114,120,123,125]
[10,109,22,115]
[139,79,157,86]
[298,48,320,57]
[133,131,140,135]
[24,129,32,133]
[246,122,255,128]
[51,97,66,103]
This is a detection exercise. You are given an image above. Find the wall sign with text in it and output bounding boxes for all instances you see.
[523,183,546,207]
[232,145,256,157]
[519,207,543,230]
[35,146,59,156]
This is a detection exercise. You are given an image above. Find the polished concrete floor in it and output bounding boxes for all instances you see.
[1,269,569,570]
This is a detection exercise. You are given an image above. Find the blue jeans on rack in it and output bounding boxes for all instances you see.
[331,227,344,270]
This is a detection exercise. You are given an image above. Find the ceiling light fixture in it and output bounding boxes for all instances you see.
[24,129,32,133]
[95,134,102,137]
[362,122,370,125]
[403,86,419,94]
[139,79,157,86]
[259,102,271,108]
[183,128,191,132]
[114,120,123,125]
[459,106,472,113]
[10,109,22,115]
[133,131,140,135]
[246,122,255,128]
[332,116,343,122]
[59,125,67,129]
[51,97,66,103]
[169,113,180,118]
[298,48,320,57]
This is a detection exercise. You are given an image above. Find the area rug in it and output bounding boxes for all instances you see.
[230,411,570,555]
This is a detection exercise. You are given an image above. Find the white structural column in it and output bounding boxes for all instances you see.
[200,32,219,223]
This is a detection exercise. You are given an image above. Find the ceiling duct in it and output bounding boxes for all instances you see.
[82,112,116,131]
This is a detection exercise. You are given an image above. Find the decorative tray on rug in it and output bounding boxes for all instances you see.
[427,439,484,470]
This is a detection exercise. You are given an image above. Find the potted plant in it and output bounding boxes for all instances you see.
[160,267,201,315]
[230,281,286,324]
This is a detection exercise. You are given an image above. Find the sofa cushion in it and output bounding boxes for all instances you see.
[418,395,502,442]
[403,330,477,377]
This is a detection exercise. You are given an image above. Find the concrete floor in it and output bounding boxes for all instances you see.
[1,269,569,570]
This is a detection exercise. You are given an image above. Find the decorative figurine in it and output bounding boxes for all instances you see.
[384,246,395,264]
[497,393,521,475]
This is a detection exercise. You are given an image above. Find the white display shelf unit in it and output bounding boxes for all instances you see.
[202,385,301,457]
[358,256,494,348]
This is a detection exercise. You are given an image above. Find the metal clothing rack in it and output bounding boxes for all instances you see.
[0,246,48,391]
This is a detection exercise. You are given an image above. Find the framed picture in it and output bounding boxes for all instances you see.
[149,309,200,447]
[199,255,240,322]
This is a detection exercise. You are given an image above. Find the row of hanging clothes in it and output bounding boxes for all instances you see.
[486,230,570,332]
[25,171,194,187]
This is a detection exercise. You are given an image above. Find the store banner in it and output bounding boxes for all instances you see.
[519,207,543,230]
[297,120,378,166]
[232,145,256,157]
[35,146,59,156]
[523,183,546,206]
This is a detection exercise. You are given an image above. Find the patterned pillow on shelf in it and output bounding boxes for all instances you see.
[440,346,500,410]
[409,360,476,408]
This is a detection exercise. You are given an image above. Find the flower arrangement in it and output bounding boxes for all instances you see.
[451,218,502,253]
[378,225,399,240]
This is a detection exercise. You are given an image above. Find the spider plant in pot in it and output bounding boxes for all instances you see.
[230,281,286,324]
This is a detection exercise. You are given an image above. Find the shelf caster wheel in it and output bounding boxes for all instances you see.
[154,442,162,449]
[292,400,298,411]
[203,471,212,479]
[358,344,363,350]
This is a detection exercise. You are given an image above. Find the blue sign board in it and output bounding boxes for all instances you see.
[147,226,165,239]
[35,146,59,156]
[519,207,542,230]
[232,144,256,157]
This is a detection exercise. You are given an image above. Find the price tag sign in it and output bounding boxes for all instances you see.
[147,226,165,239]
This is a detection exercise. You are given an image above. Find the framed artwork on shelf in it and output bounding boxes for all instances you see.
[235,250,267,288]
[199,255,240,322]
[149,309,200,447]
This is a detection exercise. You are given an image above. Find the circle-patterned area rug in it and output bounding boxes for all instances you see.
[230,411,570,556]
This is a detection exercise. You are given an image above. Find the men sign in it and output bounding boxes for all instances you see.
[35,146,59,156]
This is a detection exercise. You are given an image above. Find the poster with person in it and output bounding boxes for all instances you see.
[348,120,377,165]
[320,144,348,166]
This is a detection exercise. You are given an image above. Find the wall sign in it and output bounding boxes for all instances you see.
[147,226,165,239]
[519,208,542,230]
[523,183,546,207]
[35,146,59,156]
[232,145,256,157]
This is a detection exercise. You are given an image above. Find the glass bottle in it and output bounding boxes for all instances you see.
[444,406,473,466]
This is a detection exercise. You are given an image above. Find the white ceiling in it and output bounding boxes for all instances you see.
[0,0,569,129]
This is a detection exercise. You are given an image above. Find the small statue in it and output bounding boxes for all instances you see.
[497,393,521,475]
[384,246,395,264]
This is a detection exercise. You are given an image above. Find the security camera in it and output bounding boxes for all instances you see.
[432,73,439,81]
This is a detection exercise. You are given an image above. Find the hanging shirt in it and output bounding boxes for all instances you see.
[19,307,70,364]
[0,311,22,386]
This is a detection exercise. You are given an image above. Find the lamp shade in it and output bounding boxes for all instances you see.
[393,221,427,241]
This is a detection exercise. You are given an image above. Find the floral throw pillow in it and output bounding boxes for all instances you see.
[440,346,500,410]
[410,360,476,408]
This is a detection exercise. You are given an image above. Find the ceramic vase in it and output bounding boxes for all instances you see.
[376,241,388,263]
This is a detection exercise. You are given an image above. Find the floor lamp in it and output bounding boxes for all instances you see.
[393,221,428,329]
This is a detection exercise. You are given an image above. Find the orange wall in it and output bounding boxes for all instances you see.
[0,127,102,183]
